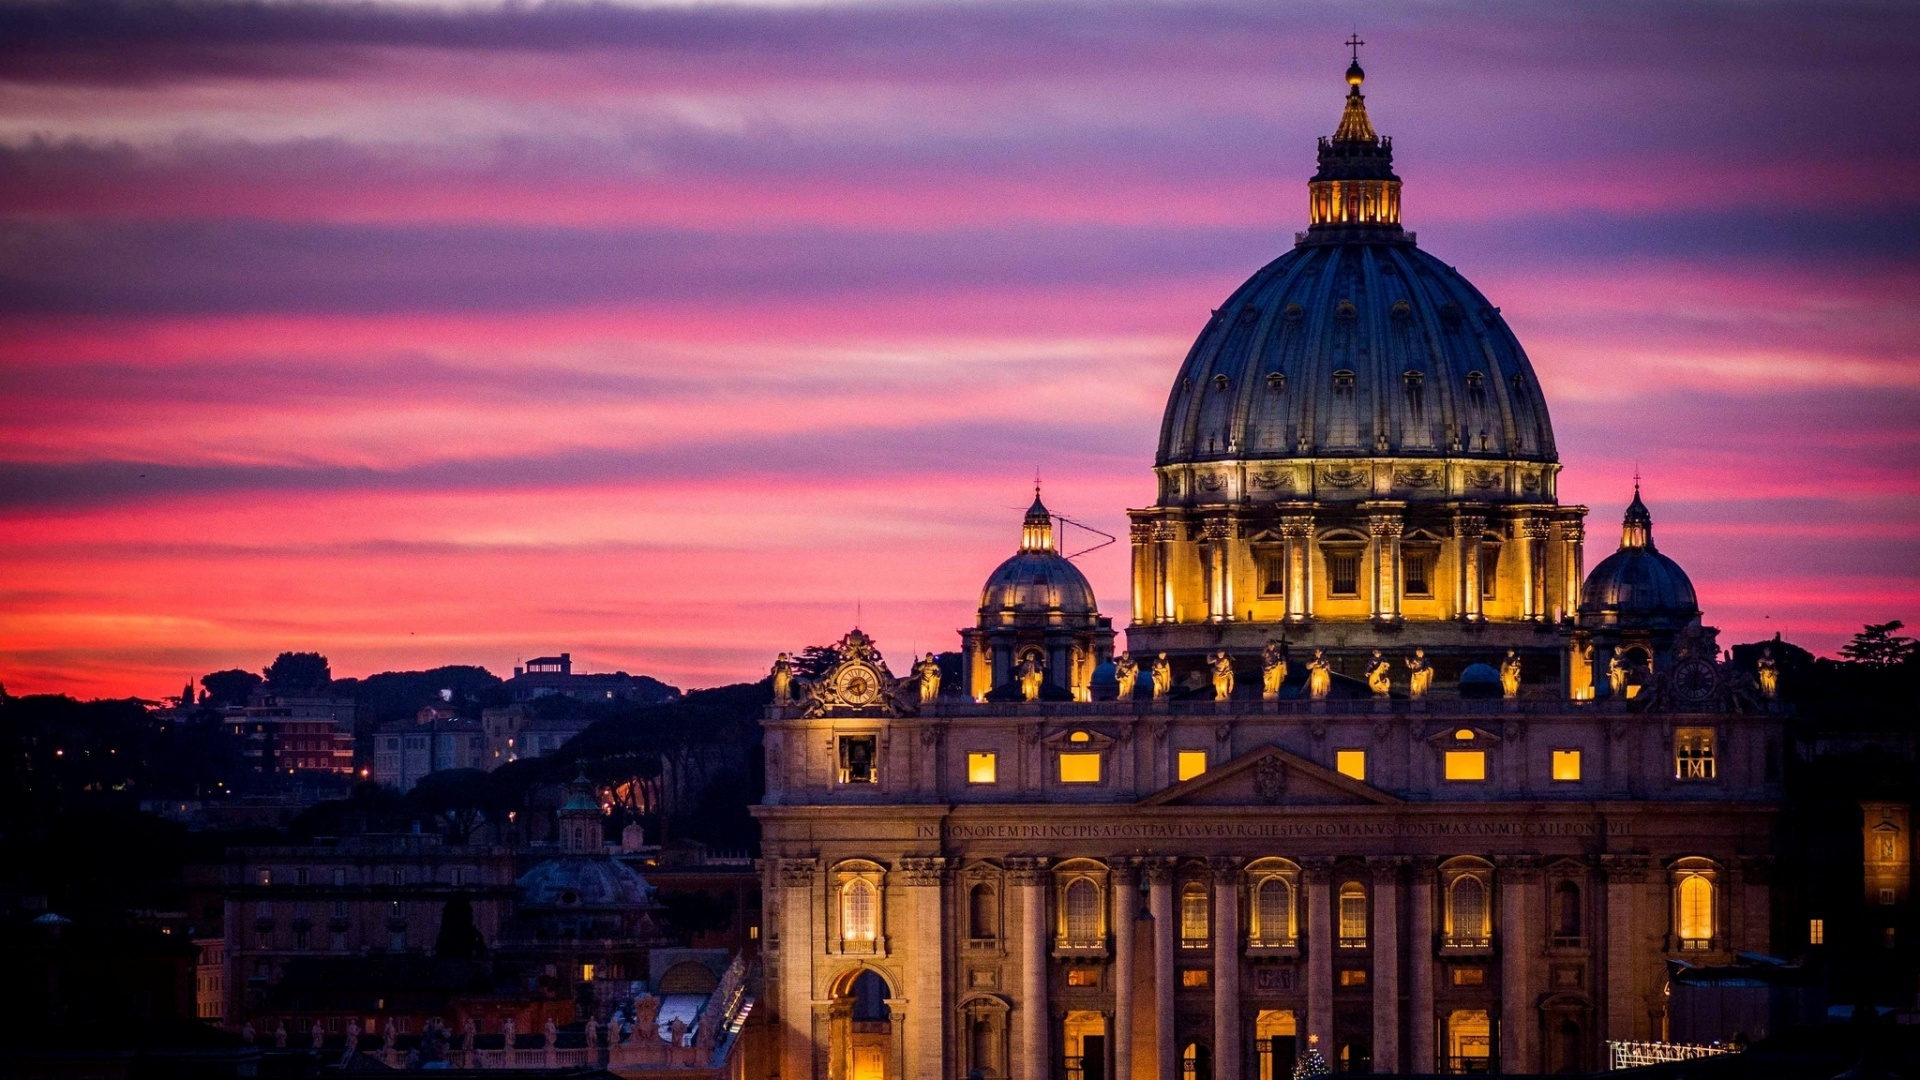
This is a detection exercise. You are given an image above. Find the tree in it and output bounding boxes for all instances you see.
[434,893,487,959]
[200,668,262,707]
[263,651,331,692]
[1841,621,1918,669]
[408,768,504,844]
[791,644,843,680]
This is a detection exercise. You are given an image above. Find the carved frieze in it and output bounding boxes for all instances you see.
[1322,465,1369,490]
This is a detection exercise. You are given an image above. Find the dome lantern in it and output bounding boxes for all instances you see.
[1021,487,1056,553]
[1310,41,1401,234]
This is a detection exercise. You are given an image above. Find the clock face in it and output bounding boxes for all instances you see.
[1671,658,1718,704]
[834,665,880,706]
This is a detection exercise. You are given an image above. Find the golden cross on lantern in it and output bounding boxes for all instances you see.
[1346,33,1365,63]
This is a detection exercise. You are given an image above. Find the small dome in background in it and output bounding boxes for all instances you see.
[1580,486,1699,630]
[1459,663,1501,699]
[517,856,655,910]
[978,489,1100,620]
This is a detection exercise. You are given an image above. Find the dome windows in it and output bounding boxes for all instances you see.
[1266,372,1287,392]
[1239,305,1261,325]
[1213,374,1231,391]
[1335,299,1358,321]
[1391,298,1412,320]
[1333,369,1356,389]
[1283,304,1305,322]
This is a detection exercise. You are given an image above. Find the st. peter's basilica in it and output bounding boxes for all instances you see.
[754,56,1782,1080]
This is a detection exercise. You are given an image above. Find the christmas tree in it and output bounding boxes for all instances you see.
[1293,1033,1331,1079]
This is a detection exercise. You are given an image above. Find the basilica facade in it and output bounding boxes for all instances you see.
[755,58,1783,1079]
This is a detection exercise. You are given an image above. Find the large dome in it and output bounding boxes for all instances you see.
[1155,57,1555,476]
[979,492,1098,619]
[1156,240,1557,467]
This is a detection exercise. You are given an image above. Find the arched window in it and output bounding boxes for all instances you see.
[1553,881,1582,942]
[969,883,997,941]
[843,879,878,944]
[1065,879,1101,944]
[1676,874,1714,948]
[1255,877,1295,946]
[1181,881,1210,947]
[1182,1042,1213,1080]
[1337,882,1367,948]
[1447,876,1487,947]
[849,969,889,1023]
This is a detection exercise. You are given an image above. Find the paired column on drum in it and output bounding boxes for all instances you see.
[1211,857,1244,1078]
[1009,858,1052,1080]
[1282,514,1315,622]
[1558,519,1584,620]
[1454,511,1486,621]
[1367,505,1405,623]
[1202,519,1235,623]
[1519,516,1551,621]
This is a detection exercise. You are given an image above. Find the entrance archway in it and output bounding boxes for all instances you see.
[1181,1041,1211,1080]
[829,968,892,1080]
[1063,1010,1107,1080]
[1446,1010,1491,1074]
[1256,1009,1297,1080]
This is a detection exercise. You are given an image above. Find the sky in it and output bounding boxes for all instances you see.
[1,0,1917,699]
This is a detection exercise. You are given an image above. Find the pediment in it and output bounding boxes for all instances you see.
[1139,745,1402,808]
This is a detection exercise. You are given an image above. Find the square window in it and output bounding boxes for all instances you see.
[1066,969,1099,987]
[1180,969,1210,988]
[1551,750,1581,782]
[1675,727,1716,780]
[1177,751,1208,782]
[1338,969,1368,987]
[967,752,998,785]
[1336,750,1366,781]
[1059,752,1102,784]
[1444,751,1487,782]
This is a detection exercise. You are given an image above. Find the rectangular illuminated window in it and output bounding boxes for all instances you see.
[1404,552,1431,597]
[1675,728,1716,780]
[1059,753,1102,784]
[1328,550,1361,597]
[580,963,595,982]
[1338,969,1368,987]
[1444,751,1487,781]
[1066,969,1099,987]
[1551,750,1581,782]
[838,735,878,784]
[1809,918,1825,945]
[1451,966,1486,987]
[967,752,998,785]
[1336,750,1366,781]
[1259,550,1287,597]
[1180,969,1210,988]
[1177,751,1208,782]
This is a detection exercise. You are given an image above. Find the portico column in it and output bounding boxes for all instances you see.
[1498,859,1535,1074]
[1211,857,1244,1079]
[1305,859,1334,1054]
[1370,858,1401,1073]
[1601,856,1650,1043]
[1455,512,1485,621]
[1010,858,1052,1080]
[1283,514,1314,621]
[1113,860,1138,1080]
[1409,869,1435,1074]
[1148,860,1176,1080]
[776,858,818,1080]
[900,858,948,1079]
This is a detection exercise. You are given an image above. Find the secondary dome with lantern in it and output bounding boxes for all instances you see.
[1579,487,1699,630]
[978,491,1100,620]
[1156,57,1556,474]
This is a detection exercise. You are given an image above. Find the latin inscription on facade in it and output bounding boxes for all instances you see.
[922,820,1628,841]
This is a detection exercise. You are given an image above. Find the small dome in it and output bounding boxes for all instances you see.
[978,490,1100,619]
[517,856,654,910]
[1580,487,1699,629]
[1458,663,1501,699]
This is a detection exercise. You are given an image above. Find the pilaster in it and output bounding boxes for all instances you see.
[1146,858,1176,1080]
[1112,859,1139,1080]
[1304,858,1335,1053]
[1370,857,1402,1073]
[1409,867,1435,1074]
[1498,857,1538,1073]
[898,857,949,1080]
[777,858,819,1080]
[1007,857,1052,1080]
[1210,857,1244,1079]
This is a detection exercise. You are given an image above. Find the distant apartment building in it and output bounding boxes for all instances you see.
[372,705,485,791]
[223,693,356,777]
[506,652,677,705]
[481,704,595,767]
[195,936,225,1024]
[221,835,516,1025]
